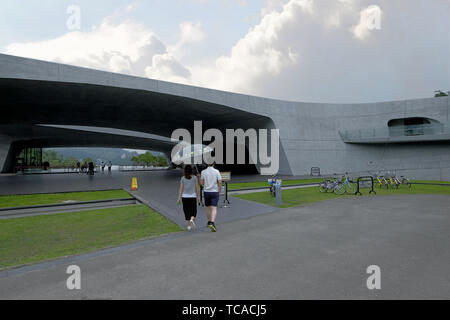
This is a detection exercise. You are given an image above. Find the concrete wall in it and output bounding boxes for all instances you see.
[264,97,450,179]
[1,53,450,179]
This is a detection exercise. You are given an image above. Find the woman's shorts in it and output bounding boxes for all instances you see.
[182,198,197,220]
[203,192,219,207]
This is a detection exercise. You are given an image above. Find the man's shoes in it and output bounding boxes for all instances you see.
[207,222,217,232]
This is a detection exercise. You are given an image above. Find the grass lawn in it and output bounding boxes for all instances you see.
[234,183,450,208]
[228,178,323,190]
[0,204,183,269]
[413,180,450,184]
[0,190,131,209]
[228,179,450,191]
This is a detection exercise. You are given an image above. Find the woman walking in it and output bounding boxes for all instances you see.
[177,165,201,230]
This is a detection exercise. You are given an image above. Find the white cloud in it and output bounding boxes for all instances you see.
[3,0,448,103]
[145,53,191,82]
[187,0,248,6]
[186,0,312,92]
[261,0,286,16]
[126,3,140,13]
[169,21,205,60]
[1,0,347,92]
[5,18,166,77]
[325,12,341,28]
[179,21,205,43]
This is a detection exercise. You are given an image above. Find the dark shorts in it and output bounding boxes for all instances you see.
[204,192,219,207]
[182,198,197,220]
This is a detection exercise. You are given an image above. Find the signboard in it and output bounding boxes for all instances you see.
[220,171,231,182]
[220,172,231,208]
[310,167,321,176]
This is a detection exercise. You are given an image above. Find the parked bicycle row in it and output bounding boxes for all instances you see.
[370,171,412,189]
[319,173,355,195]
[318,172,412,195]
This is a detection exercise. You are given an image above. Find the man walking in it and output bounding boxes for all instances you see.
[194,163,207,206]
[200,163,222,232]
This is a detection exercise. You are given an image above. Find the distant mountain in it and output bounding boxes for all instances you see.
[46,148,165,165]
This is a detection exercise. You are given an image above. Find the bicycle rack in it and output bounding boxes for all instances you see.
[355,176,376,196]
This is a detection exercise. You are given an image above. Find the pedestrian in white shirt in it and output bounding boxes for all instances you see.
[200,163,222,232]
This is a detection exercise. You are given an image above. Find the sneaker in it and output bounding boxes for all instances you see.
[208,223,217,232]
[187,225,192,231]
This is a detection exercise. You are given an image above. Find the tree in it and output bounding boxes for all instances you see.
[434,90,449,97]
[82,157,94,164]
[131,156,140,166]
[155,155,168,166]
[138,152,156,166]
[63,156,78,167]
[43,150,65,167]
[119,151,165,167]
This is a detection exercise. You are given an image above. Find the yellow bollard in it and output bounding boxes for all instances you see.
[131,177,138,191]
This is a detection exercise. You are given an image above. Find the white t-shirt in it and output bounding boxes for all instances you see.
[201,166,222,192]
[181,176,198,198]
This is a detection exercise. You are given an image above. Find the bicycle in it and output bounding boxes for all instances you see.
[333,176,346,195]
[391,172,411,188]
[399,175,412,188]
[319,178,334,193]
[339,172,356,195]
[374,172,389,189]
[385,172,400,189]
[319,175,345,194]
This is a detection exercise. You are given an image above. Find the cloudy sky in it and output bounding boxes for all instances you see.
[1,0,449,103]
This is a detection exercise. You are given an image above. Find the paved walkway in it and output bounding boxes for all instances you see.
[0,194,449,299]
[0,170,276,227]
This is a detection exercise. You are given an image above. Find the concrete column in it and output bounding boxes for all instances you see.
[0,135,15,173]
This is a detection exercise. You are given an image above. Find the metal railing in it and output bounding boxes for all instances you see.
[118,165,169,171]
[340,123,450,142]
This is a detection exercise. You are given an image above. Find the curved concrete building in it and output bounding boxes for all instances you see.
[1,53,449,179]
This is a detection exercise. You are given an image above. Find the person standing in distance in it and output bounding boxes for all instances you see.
[200,163,222,232]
